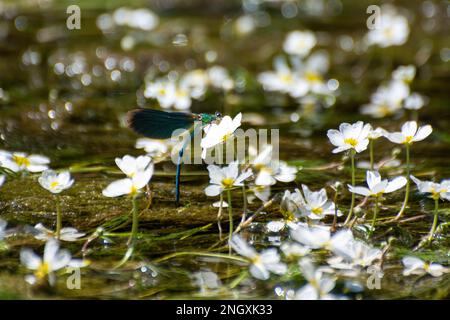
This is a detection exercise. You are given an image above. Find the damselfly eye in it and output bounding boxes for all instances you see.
[215,111,222,118]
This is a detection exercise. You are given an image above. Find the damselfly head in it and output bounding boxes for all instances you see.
[214,111,222,119]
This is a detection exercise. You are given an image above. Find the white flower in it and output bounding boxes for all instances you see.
[295,259,337,300]
[280,189,304,216]
[0,174,5,188]
[280,242,311,259]
[366,7,409,48]
[283,30,317,57]
[265,220,297,233]
[404,93,427,110]
[251,185,271,202]
[144,79,175,108]
[327,121,371,153]
[102,167,153,197]
[293,51,330,96]
[113,7,159,31]
[258,57,308,98]
[385,121,432,145]
[207,66,234,91]
[33,223,85,242]
[0,219,7,241]
[212,200,228,208]
[328,240,382,269]
[392,65,416,83]
[367,125,387,140]
[296,185,341,220]
[20,239,78,285]
[38,170,74,194]
[229,235,287,280]
[180,69,209,99]
[234,15,256,36]
[201,113,242,159]
[193,271,222,291]
[144,80,192,110]
[402,256,449,277]
[348,171,407,197]
[411,176,450,201]
[290,225,354,252]
[0,151,50,173]
[361,81,409,118]
[204,161,252,196]
[135,138,169,158]
[252,145,297,186]
[115,155,152,178]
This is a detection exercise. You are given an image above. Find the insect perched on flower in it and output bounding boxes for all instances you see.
[402,256,449,277]
[20,239,86,286]
[201,113,242,159]
[229,235,287,280]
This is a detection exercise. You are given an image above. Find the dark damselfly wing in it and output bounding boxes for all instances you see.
[127,109,197,139]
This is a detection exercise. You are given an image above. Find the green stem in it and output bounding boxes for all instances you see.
[241,183,247,223]
[428,198,439,241]
[56,197,62,240]
[344,150,356,225]
[152,251,248,264]
[129,195,139,245]
[217,193,224,240]
[370,196,379,236]
[370,140,374,170]
[397,144,410,219]
[227,189,233,243]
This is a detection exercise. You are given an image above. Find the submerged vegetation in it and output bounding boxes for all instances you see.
[0,0,450,299]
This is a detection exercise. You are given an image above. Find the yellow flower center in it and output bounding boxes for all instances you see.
[222,178,235,189]
[311,207,323,215]
[305,72,322,83]
[404,136,413,144]
[251,255,261,265]
[176,89,187,98]
[130,185,138,194]
[344,138,358,147]
[378,104,393,116]
[35,262,50,280]
[13,155,30,167]
[50,181,59,189]
[158,88,166,96]
[280,73,293,84]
